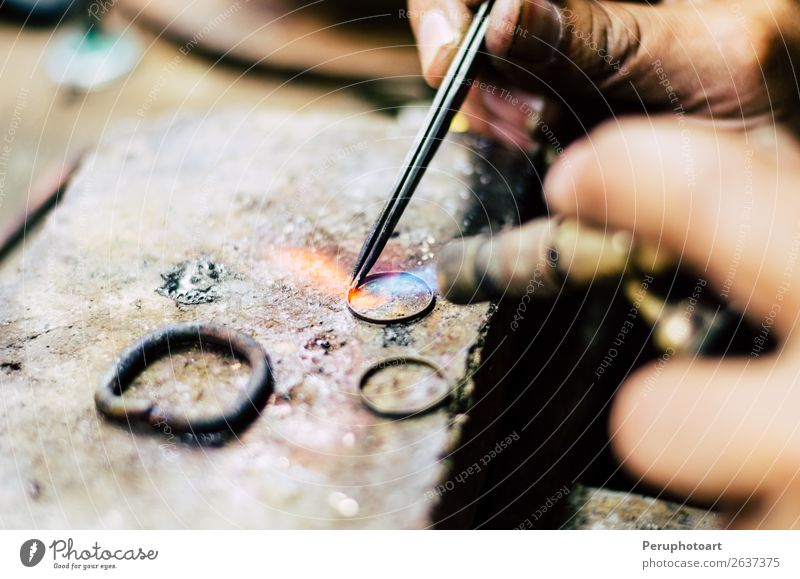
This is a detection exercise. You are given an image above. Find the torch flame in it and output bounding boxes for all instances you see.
[272,247,386,308]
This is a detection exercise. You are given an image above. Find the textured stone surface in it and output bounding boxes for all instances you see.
[0,111,500,528]
[0,109,721,530]
[564,486,721,530]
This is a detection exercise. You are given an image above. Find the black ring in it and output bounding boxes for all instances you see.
[347,271,436,325]
[358,356,451,418]
[95,323,273,436]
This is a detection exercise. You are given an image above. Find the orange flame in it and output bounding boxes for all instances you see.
[272,247,386,308]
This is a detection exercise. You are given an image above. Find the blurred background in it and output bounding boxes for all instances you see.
[0,0,428,226]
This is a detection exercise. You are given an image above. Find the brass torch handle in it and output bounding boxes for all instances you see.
[437,218,741,354]
[438,217,641,303]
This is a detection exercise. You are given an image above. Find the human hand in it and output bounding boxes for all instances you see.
[438,115,800,527]
[407,0,800,147]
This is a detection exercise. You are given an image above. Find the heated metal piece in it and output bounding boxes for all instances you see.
[350,0,496,287]
[359,356,451,418]
[347,271,435,324]
[95,323,273,436]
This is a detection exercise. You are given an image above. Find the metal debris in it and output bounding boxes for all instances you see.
[381,325,413,348]
[156,258,234,305]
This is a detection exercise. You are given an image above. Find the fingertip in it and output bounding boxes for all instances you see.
[485,0,521,57]
[542,139,593,215]
[542,118,650,219]
[417,8,460,86]
[423,69,445,88]
[608,365,652,478]
[489,0,564,63]
[607,361,692,493]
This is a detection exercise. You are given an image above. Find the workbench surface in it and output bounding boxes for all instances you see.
[0,111,496,528]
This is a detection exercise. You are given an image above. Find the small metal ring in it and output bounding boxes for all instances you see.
[358,356,451,418]
[95,323,273,436]
[347,271,435,325]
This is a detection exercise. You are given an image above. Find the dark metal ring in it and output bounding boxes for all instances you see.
[95,323,273,436]
[358,356,451,418]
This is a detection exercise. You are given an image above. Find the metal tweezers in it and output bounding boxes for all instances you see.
[350,0,496,288]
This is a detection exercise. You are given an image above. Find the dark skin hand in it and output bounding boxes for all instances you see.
[408,0,800,147]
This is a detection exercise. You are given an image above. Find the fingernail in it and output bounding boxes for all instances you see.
[419,10,457,76]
